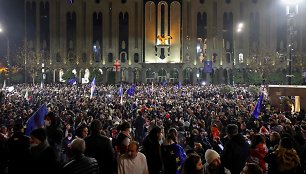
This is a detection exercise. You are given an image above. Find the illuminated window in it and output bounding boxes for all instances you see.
[239,53,244,63]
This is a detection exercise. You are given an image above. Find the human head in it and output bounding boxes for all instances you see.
[183,153,203,174]
[279,137,293,149]
[166,128,178,143]
[70,138,86,156]
[148,126,163,141]
[76,124,89,139]
[127,141,139,159]
[90,119,102,135]
[269,131,280,143]
[30,128,47,146]
[44,112,55,127]
[205,149,221,168]
[226,124,238,138]
[240,163,263,174]
[250,134,265,148]
[120,121,131,133]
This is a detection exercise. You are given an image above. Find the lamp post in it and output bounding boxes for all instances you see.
[0,27,10,86]
[233,22,244,86]
[282,0,302,85]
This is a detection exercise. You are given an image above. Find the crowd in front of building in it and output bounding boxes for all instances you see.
[0,83,305,174]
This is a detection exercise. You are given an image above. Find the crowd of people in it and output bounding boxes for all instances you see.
[0,83,305,174]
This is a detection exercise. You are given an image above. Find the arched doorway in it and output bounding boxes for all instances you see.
[158,69,167,83]
[145,69,154,83]
[183,68,193,84]
[169,68,179,84]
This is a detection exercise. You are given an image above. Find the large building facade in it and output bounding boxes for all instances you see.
[24,0,306,84]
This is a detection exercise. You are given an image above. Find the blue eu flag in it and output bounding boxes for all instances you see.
[25,104,48,136]
[127,85,135,96]
[252,94,263,119]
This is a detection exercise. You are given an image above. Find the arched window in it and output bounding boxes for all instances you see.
[121,0,127,4]
[108,53,113,63]
[226,53,231,63]
[121,52,127,63]
[134,53,139,63]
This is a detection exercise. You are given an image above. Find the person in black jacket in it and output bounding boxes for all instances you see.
[221,124,249,174]
[7,123,31,174]
[142,126,163,174]
[61,138,99,174]
[29,128,60,174]
[84,119,116,174]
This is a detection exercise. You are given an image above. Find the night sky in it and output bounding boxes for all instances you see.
[0,0,24,65]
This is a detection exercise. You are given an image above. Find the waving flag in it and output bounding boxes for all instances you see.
[177,81,181,89]
[68,78,77,85]
[25,104,48,136]
[119,84,123,105]
[127,85,135,96]
[162,79,167,87]
[90,77,96,99]
[252,94,264,119]
[24,89,29,100]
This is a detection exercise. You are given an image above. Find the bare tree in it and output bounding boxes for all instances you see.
[16,44,40,84]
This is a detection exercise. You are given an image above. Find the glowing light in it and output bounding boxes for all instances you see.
[201,81,206,86]
[281,0,303,5]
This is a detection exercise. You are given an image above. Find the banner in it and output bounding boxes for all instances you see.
[204,60,213,73]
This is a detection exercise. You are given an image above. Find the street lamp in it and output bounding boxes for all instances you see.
[0,26,10,86]
[233,22,244,85]
[282,0,303,85]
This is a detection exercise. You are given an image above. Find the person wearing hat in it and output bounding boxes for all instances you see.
[29,128,60,174]
[203,149,227,174]
[221,124,249,174]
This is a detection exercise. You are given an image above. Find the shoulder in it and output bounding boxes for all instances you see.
[138,152,147,160]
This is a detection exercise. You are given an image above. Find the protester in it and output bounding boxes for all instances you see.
[264,137,302,174]
[240,163,263,174]
[61,138,99,174]
[161,128,186,174]
[204,149,227,174]
[84,119,116,174]
[248,134,268,172]
[29,128,60,174]
[221,124,249,174]
[142,126,163,174]
[115,121,132,156]
[7,123,31,174]
[118,141,148,174]
[182,153,203,174]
